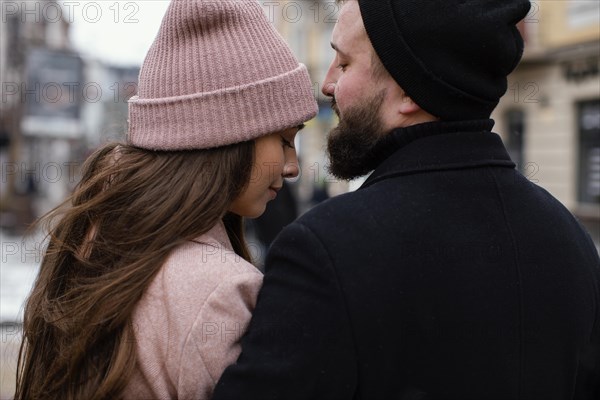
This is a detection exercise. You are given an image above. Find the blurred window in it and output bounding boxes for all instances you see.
[578,100,600,205]
[568,0,600,29]
[7,14,22,67]
[504,109,525,172]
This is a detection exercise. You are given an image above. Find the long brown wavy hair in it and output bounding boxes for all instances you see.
[14,140,255,400]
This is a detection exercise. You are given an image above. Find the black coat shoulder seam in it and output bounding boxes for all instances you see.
[487,166,525,400]
[295,220,361,389]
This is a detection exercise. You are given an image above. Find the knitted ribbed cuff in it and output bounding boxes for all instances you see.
[128,64,317,150]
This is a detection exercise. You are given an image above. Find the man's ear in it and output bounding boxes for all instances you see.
[398,93,422,115]
[382,88,438,129]
[381,84,437,129]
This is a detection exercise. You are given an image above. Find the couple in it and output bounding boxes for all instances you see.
[15,0,600,399]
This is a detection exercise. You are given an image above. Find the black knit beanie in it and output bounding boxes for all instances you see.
[357,0,531,120]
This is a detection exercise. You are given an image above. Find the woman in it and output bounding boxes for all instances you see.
[14,0,317,399]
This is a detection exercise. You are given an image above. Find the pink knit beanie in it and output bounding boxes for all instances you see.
[128,0,318,150]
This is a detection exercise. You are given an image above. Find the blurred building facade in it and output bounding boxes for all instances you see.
[264,0,344,211]
[1,0,75,230]
[493,0,600,245]
[0,0,138,232]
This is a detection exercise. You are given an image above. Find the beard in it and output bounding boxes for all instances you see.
[326,89,388,181]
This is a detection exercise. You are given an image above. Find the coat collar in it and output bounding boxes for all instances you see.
[191,219,233,251]
[361,119,515,189]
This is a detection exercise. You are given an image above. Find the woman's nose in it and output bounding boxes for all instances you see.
[283,150,300,179]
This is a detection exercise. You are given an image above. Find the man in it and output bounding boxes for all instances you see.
[213,0,600,398]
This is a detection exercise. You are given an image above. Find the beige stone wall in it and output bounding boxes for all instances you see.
[493,62,599,210]
[539,0,600,48]
[493,0,599,215]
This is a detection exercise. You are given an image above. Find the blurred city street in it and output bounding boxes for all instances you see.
[0,229,41,399]
[1,230,41,324]
[0,324,20,399]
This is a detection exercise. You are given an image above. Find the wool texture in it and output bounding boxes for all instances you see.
[358,0,531,120]
[128,0,318,150]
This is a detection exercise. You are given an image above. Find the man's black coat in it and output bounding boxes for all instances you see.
[213,120,600,399]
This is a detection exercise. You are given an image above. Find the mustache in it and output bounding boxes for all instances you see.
[330,97,340,117]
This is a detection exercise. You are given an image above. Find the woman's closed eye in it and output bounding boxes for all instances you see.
[281,136,295,149]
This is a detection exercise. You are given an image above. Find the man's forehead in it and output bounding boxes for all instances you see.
[332,1,367,48]
[336,0,362,30]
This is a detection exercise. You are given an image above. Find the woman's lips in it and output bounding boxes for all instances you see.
[269,186,282,199]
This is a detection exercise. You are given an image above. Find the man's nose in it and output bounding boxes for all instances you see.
[322,62,337,97]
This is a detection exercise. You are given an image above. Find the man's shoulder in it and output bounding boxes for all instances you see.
[288,185,391,247]
[297,188,371,226]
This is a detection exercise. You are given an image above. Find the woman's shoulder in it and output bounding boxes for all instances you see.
[126,223,263,399]
[148,225,261,308]
[155,240,261,310]
[164,222,260,283]
[130,221,261,327]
